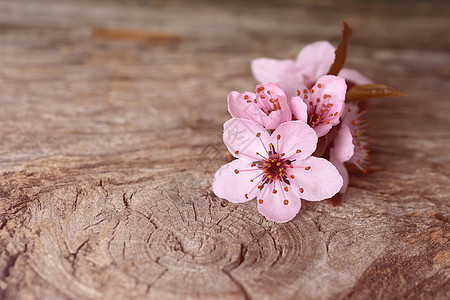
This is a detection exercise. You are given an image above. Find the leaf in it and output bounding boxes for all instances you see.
[327,22,353,76]
[346,84,407,102]
[225,151,234,161]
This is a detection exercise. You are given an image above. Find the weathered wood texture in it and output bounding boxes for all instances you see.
[0,0,449,299]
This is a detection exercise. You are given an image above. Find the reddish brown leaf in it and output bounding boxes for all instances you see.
[327,22,353,76]
[346,84,407,102]
[225,151,234,161]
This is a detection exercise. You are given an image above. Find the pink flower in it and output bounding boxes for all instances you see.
[213,118,343,223]
[251,41,371,88]
[330,102,370,193]
[290,75,347,137]
[227,82,292,130]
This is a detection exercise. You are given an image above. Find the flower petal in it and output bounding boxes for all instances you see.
[257,181,301,223]
[264,82,292,123]
[255,82,292,129]
[264,109,285,130]
[271,121,317,160]
[227,91,268,127]
[276,80,306,101]
[338,68,372,85]
[314,75,347,109]
[330,157,349,193]
[290,96,308,123]
[227,91,250,117]
[223,118,270,159]
[330,125,354,163]
[289,156,343,201]
[312,123,333,138]
[295,41,335,84]
[213,159,261,203]
[251,58,296,84]
[309,75,346,137]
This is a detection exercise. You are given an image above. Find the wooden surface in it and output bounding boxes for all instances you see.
[1,0,449,299]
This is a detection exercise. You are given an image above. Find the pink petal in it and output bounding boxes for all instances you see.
[227,91,248,117]
[223,118,270,159]
[338,68,372,85]
[213,159,261,203]
[290,96,308,123]
[330,125,354,163]
[330,157,349,193]
[264,110,285,130]
[270,121,317,160]
[289,156,343,201]
[312,123,333,138]
[309,75,346,137]
[255,82,292,129]
[276,80,307,101]
[227,91,268,127]
[257,181,301,223]
[268,83,293,122]
[251,58,296,84]
[327,100,344,126]
[295,41,335,84]
[314,75,347,108]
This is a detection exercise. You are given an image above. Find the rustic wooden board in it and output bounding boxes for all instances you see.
[0,0,449,299]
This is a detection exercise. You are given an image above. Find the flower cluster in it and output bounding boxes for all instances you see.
[213,24,402,223]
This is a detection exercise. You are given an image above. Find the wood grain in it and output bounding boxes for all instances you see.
[0,0,449,299]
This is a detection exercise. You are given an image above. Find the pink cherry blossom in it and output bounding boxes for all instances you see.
[290,75,347,137]
[251,41,371,88]
[213,118,343,223]
[227,82,292,130]
[330,102,370,193]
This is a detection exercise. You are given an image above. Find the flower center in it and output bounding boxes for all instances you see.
[260,154,289,181]
[233,133,310,205]
[297,88,339,128]
[255,86,281,115]
[309,114,321,126]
